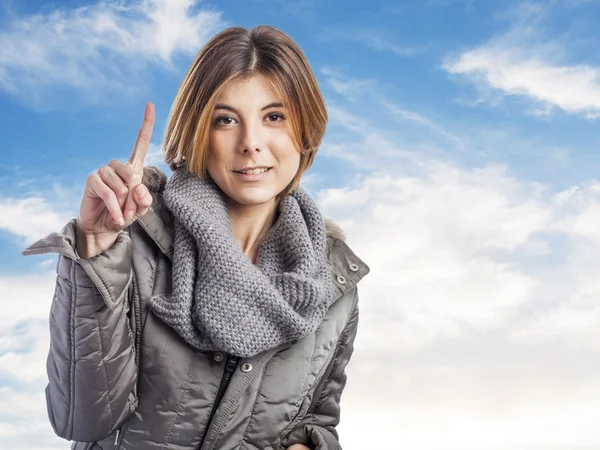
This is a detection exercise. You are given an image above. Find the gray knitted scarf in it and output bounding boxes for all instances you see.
[148,167,334,357]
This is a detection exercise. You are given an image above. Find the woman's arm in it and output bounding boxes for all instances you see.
[283,288,360,450]
[23,219,139,442]
[22,104,154,443]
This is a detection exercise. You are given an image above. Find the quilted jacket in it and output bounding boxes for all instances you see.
[22,166,370,450]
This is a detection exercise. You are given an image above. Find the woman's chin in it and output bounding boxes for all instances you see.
[227,189,280,208]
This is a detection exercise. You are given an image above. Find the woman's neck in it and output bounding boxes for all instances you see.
[228,199,279,263]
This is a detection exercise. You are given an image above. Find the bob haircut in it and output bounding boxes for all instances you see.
[163,25,328,197]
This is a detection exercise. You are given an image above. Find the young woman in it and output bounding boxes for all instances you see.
[23,25,369,450]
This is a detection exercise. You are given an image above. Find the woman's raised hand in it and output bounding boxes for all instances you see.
[75,102,155,258]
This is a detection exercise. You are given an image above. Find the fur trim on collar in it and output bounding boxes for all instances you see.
[142,165,168,194]
[324,218,346,241]
[142,165,346,241]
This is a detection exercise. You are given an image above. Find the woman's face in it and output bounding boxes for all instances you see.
[207,74,301,210]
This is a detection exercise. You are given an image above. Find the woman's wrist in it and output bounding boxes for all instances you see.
[75,220,119,259]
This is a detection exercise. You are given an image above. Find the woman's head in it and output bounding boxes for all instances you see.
[163,25,327,207]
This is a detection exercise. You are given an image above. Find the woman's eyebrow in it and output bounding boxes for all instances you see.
[214,102,285,112]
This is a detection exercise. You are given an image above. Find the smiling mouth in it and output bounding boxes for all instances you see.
[233,167,272,175]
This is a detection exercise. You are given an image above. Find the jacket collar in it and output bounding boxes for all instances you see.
[139,166,370,298]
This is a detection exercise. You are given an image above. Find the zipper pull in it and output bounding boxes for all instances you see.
[225,356,238,373]
[114,428,120,447]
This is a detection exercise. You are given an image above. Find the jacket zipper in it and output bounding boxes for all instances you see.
[197,354,239,450]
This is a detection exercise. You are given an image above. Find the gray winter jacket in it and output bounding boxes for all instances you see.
[22,166,370,450]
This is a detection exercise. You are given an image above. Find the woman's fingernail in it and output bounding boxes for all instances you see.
[136,184,145,195]
[118,217,125,226]
[125,210,134,220]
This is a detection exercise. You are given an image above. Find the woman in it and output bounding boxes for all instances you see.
[23,25,369,450]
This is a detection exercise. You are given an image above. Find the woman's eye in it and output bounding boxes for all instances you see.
[215,116,236,125]
[267,113,285,122]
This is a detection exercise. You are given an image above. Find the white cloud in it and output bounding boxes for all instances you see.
[319,162,550,353]
[0,197,71,244]
[509,181,600,349]
[0,421,64,450]
[318,162,600,449]
[445,42,600,118]
[443,17,600,118]
[0,272,65,449]
[0,324,51,386]
[0,274,56,333]
[0,0,226,108]
[0,388,48,423]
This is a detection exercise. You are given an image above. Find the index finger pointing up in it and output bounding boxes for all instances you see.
[128,102,155,172]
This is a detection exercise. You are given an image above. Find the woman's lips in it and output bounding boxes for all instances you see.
[233,167,272,181]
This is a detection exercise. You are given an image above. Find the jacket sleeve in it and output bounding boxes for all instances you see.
[22,218,139,442]
[283,289,360,450]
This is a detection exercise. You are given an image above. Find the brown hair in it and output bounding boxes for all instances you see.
[163,25,327,196]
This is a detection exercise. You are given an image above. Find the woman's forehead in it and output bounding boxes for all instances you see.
[216,74,285,105]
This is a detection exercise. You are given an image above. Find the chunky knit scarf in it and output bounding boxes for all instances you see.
[148,167,334,357]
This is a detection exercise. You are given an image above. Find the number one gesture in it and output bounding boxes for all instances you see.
[76,102,156,258]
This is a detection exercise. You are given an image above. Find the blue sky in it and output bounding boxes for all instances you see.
[2,0,600,449]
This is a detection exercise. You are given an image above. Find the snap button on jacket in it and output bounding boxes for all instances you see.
[22,166,370,450]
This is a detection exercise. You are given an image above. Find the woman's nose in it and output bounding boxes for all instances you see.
[239,123,263,154]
